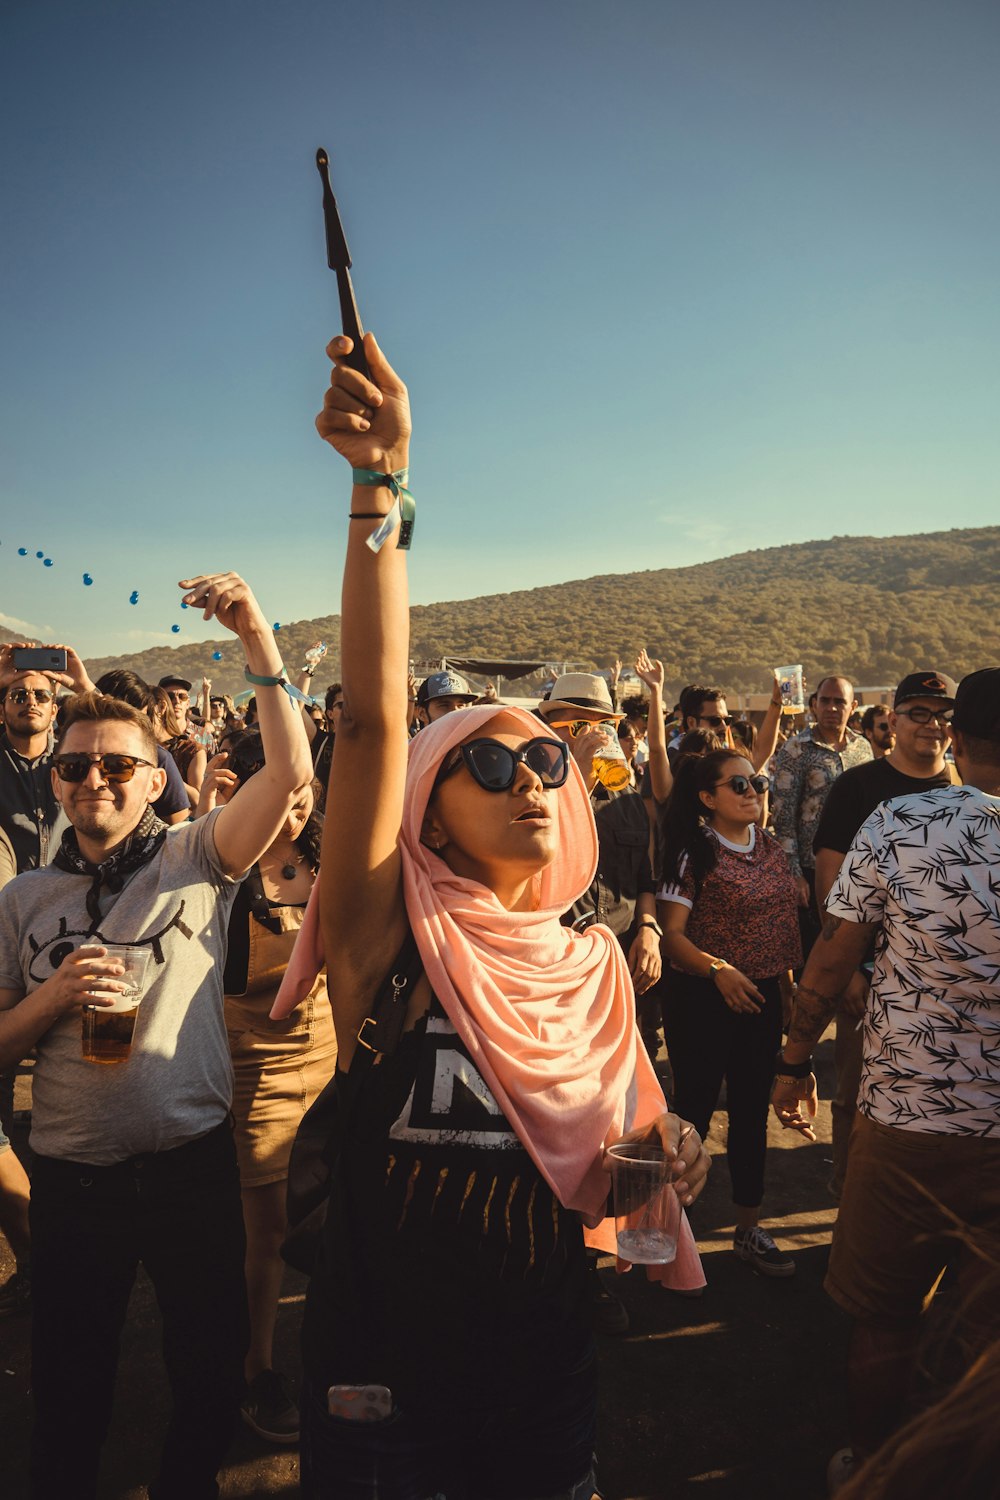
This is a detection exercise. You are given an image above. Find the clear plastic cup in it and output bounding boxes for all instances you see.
[606,1142,680,1264]
[80,945,153,1065]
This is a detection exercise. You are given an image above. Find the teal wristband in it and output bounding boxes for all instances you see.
[351,467,415,552]
[243,666,313,705]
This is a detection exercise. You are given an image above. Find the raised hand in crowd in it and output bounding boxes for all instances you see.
[635,648,672,804]
[0,640,94,695]
[195,751,239,817]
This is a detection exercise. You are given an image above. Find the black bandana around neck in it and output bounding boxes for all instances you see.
[54,806,169,932]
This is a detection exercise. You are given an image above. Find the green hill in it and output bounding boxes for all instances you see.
[68,524,1000,698]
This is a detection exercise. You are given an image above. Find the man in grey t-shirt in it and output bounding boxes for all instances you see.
[0,572,314,1500]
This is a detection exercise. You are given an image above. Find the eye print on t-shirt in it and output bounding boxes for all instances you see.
[25,907,193,985]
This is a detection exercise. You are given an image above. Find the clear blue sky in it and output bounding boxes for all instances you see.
[2,0,998,658]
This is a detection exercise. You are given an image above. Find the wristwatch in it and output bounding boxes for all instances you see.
[708,959,726,980]
[774,1050,814,1079]
[637,917,663,938]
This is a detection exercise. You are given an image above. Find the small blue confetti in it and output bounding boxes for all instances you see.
[171,625,180,634]
[83,574,94,586]
[43,558,53,567]
[17,548,27,556]
[129,591,139,605]
[273,622,281,631]
[212,651,223,662]
[36,551,44,559]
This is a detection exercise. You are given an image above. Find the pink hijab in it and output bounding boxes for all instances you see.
[273,704,703,1286]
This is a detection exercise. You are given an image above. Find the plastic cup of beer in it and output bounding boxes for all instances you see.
[591,723,631,791]
[80,945,153,1065]
[606,1142,680,1264]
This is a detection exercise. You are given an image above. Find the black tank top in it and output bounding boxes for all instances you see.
[301,990,591,1415]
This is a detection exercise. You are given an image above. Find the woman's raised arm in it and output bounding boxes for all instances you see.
[314,332,414,1019]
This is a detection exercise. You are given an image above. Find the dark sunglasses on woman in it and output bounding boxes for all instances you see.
[436,737,569,793]
[53,753,155,784]
[716,773,769,796]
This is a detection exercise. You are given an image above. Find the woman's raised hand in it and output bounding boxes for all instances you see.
[315,332,411,473]
[635,649,664,689]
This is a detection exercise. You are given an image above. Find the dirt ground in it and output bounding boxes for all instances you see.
[0,1041,850,1500]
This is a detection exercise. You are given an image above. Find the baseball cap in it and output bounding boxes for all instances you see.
[950,669,1000,741]
[158,674,193,692]
[416,671,477,707]
[893,671,957,708]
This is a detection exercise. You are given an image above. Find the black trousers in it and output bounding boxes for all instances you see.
[29,1120,249,1500]
[662,973,783,1208]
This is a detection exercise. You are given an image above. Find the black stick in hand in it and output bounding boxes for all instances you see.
[316,147,371,381]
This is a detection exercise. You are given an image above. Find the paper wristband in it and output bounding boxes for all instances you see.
[351,467,415,552]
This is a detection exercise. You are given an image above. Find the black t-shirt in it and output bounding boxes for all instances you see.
[812,757,956,857]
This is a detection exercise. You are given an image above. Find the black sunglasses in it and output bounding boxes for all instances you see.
[53,753,155,784]
[715,773,769,796]
[436,737,569,793]
[699,713,733,728]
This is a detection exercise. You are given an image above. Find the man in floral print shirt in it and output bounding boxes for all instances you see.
[770,675,872,949]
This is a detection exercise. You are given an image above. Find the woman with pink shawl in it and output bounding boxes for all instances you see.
[289,332,710,1499]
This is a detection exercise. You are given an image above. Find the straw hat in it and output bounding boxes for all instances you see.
[538,672,625,720]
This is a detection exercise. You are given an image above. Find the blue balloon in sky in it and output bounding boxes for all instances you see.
[17,548,27,556]
[43,558,53,567]
[129,590,139,605]
[35,551,44,559]
[211,651,223,662]
[171,625,180,634]
[273,622,281,630]
[180,601,188,610]
[83,573,93,586]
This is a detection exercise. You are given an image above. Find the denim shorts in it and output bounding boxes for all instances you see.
[299,1360,599,1500]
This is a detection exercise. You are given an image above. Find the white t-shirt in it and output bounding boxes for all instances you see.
[0,810,242,1163]
[827,785,1000,1136]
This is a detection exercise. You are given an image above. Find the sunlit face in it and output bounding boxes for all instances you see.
[889,697,953,764]
[815,678,855,739]
[52,720,167,847]
[698,756,762,829]
[865,713,894,754]
[3,672,57,741]
[422,713,562,893]
[280,784,314,841]
[165,687,190,713]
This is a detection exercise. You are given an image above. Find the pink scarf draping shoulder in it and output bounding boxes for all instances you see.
[273,704,703,1289]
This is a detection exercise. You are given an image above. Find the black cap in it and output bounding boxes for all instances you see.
[158,675,193,692]
[893,671,957,708]
[951,669,1000,742]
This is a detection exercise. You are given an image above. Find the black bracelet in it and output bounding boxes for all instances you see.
[774,1050,813,1079]
[349,511,391,520]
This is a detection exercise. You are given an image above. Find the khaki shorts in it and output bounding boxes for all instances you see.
[826,1113,1000,1327]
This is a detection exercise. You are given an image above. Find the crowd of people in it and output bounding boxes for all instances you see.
[0,330,997,1500]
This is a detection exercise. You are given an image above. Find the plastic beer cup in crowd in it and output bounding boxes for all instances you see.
[591,722,631,792]
[606,1142,680,1264]
[80,944,154,1065]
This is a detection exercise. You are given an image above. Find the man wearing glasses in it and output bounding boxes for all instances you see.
[0,643,96,871]
[860,703,894,759]
[0,574,313,1500]
[811,671,959,1198]
[771,674,872,949]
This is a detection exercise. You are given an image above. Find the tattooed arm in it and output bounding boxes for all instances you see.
[772,912,876,1140]
[783,913,876,1062]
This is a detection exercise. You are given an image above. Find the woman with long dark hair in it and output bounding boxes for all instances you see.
[657,748,800,1277]
[269,331,711,1498]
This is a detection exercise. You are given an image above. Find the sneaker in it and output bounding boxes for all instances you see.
[733,1226,796,1278]
[240,1369,300,1444]
[826,1447,857,1494]
[0,1269,31,1318]
[586,1262,630,1335]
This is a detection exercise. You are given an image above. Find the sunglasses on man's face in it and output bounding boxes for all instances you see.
[436,737,569,794]
[8,687,54,705]
[548,719,618,738]
[53,753,155,784]
[715,773,769,796]
[698,714,733,728]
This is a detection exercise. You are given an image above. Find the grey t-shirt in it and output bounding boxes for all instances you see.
[0,809,243,1164]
